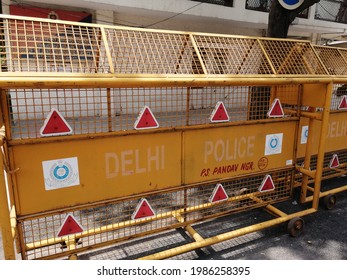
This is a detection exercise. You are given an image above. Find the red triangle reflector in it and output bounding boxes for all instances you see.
[338,96,347,110]
[40,108,73,137]
[57,214,84,237]
[329,154,340,168]
[209,101,230,123]
[131,198,155,220]
[209,183,228,203]
[267,98,284,118]
[134,106,159,130]
[259,175,275,192]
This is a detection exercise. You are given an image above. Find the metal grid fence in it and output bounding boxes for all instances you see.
[192,35,273,75]
[6,85,299,140]
[1,19,109,73]
[296,149,347,184]
[312,46,347,110]
[20,168,292,260]
[0,16,326,76]
[332,83,347,110]
[260,40,327,75]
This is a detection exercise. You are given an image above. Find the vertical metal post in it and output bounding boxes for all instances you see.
[311,82,333,209]
[186,87,190,126]
[0,133,16,259]
[107,88,112,132]
[299,116,315,203]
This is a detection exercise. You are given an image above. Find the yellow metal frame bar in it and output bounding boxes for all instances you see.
[0,14,341,260]
[0,126,16,259]
[138,208,316,260]
[305,185,347,201]
[24,190,276,252]
[0,76,333,89]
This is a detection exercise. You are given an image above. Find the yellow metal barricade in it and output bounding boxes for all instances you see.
[295,45,347,208]
[0,14,332,260]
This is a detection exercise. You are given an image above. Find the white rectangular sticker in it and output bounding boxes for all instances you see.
[42,157,80,191]
[300,125,309,144]
[265,133,283,155]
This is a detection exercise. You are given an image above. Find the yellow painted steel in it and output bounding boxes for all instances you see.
[297,112,347,157]
[184,121,297,184]
[0,14,336,260]
[302,84,328,108]
[12,132,181,215]
[24,189,274,252]
[138,208,317,260]
[300,83,333,208]
[0,130,16,259]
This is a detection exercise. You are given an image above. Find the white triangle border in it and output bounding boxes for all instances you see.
[267,98,284,118]
[329,153,340,169]
[338,96,347,111]
[134,105,160,130]
[209,183,229,203]
[131,198,156,220]
[258,174,276,193]
[209,101,230,123]
[40,108,73,137]
[56,213,84,238]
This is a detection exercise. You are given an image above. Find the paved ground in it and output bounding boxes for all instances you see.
[1,177,346,260]
[81,176,347,260]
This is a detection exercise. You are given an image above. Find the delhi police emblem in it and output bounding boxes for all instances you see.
[42,157,80,190]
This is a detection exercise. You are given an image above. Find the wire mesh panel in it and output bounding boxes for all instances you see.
[0,15,333,260]
[104,28,201,74]
[313,46,347,75]
[336,48,347,68]
[0,15,329,77]
[296,149,347,183]
[6,85,298,140]
[0,18,109,73]
[20,168,292,260]
[8,88,112,139]
[192,35,274,74]
[332,83,347,110]
[259,39,327,75]
[312,46,347,110]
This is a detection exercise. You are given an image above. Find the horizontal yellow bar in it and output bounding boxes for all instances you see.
[0,77,333,89]
[296,166,316,178]
[250,195,287,217]
[300,111,322,121]
[138,208,317,260]
[25,190,273,251]
[284,108,297,115]
[304,185,347,202]
[174,213,204,242]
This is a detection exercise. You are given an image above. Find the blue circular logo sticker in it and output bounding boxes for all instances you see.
[278,0,304,10]
[53,165,70,180]
[270,137,279,149]
[304,128,309,138]
[49,161,73,183]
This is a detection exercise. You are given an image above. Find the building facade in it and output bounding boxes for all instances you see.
[2,0,347,44]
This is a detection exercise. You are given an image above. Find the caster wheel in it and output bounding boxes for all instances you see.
[287,217,304,237]
[323,194,337,210]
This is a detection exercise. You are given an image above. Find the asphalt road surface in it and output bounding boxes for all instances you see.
[1,177,346,260]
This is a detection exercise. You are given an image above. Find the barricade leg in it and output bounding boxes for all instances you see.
[311,83,333,209]
[298,83,333,208]
[0,132,16,259]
